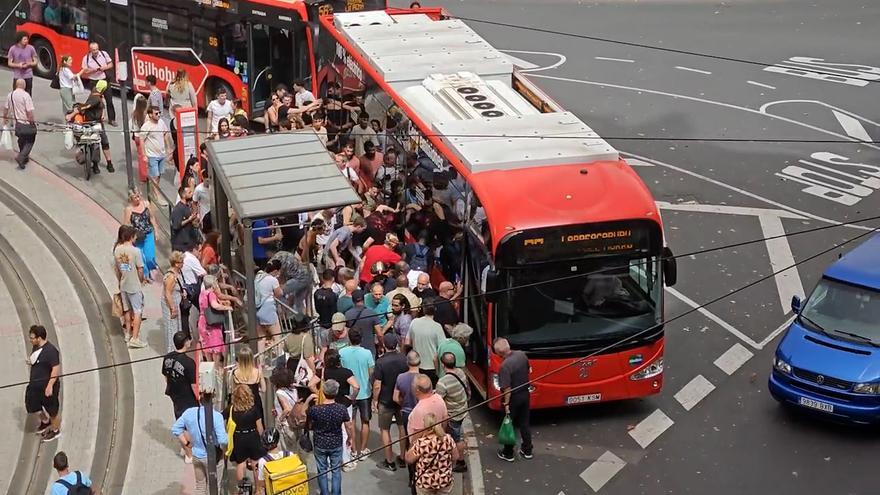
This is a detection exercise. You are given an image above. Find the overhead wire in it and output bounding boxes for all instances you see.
[2,210,879,391]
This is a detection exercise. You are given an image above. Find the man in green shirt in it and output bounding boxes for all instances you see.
[437,323,472,378]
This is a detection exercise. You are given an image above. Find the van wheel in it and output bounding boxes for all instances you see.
[31,38,56,79]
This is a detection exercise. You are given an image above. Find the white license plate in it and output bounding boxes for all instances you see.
[566,393,602,405]
[798,396,834,413]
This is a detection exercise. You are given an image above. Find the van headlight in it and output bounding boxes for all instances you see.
[853,382,880,394]
[773,356,792,375]
[631,358,663,380]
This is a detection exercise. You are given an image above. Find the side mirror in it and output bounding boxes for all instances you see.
[485,268,501,303]
[662,247,677,287]
[791,295,802,314]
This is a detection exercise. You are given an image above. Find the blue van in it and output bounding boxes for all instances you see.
[768,233,880,424]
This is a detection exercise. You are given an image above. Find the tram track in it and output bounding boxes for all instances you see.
[0,179,133,495]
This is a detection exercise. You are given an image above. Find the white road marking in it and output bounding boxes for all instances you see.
[758,315,797,348]
[628,409,674,448]
[832,110,872,141]
[655,201,806,219]
[675,65,712,75]
[714,343,755,375]
[626,157,655,167]
[759,214,806,311]
[501,49,567,73]
[595,56,635,63]
[580,450,627,492]
[674,374,716,411]
[747,80,777,90]
[666,287,762,349]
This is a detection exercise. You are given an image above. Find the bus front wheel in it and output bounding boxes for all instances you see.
[31,38,56,79]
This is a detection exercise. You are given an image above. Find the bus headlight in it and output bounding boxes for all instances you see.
[853,382,880,394]
[490,373,500,391]
[631,358,663,380]
[773,356,792,375]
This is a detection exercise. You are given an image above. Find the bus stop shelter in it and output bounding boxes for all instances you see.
[205,132,361,346]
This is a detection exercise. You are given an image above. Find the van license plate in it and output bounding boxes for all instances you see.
[566,393,601,404]
[798,397,834,413]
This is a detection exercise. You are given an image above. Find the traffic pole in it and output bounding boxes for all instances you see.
[203,392,220,495]
[115,48,135,191]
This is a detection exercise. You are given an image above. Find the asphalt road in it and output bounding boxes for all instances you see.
[391,1,880,494]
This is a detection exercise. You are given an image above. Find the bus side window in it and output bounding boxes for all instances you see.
[59,0,87,38]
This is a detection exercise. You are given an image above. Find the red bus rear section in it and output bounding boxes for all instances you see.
[317,10,677,410]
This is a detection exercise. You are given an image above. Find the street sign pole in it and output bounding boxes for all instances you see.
[115,48,135,191]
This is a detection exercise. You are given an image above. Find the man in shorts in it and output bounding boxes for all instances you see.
[339,328,374,459]
[80,79,115,175]
[371,333,409,470]
[25,325,62,442]
[113,225,147,348]
[140,105,174,206]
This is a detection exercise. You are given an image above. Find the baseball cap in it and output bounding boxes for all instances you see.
[383,332,398,349]
[95,80,108,92]
[331,312,346,332]
[351,289,365,303]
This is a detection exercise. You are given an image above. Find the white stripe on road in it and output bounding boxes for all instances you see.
[655,201,806,219]
[666,287,762,349]
[832,110,872,141]
[580,450,627,492]
[747,80,777,90]
[626,158,655,167]
[595,56,635,63]
[758,214,806,313]
[628,409,674,448]
[673,375,716,411]
[714,343,755,375]
[675,66,712,75]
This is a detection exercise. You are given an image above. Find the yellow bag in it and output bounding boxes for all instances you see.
[264,453,308,495]
[225,411,236,458]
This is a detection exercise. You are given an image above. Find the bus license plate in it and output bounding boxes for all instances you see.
[798,397,834,413]
[566,393,602,405]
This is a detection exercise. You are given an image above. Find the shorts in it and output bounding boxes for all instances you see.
[99,129,110,150]
[121,291,145,313]
[353,398,372,423]
[256,302,278,326]
[447,418,463,442]
[377,403,403,430]
[25,382,60,416]
[147,155,166,178]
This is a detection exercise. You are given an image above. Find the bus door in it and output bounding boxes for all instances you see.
[248,15,310,116]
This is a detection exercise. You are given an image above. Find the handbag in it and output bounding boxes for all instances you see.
[292,335,314,388]
[298,429,313,452]
[224,406,236,458]
[0,126,12,150]
[9,96,36,138]
[176,276,192,311]
[498,413,517,446]
[205,305,227,327]
[111,293,124,317]
[49,72,60,89]
[64,129,74,150]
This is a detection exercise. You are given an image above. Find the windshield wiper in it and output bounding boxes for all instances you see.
[831,329,880,347]
[799,314,832,337]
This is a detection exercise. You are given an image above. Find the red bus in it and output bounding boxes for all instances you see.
[315,10,678,410]
[8,0,384,113]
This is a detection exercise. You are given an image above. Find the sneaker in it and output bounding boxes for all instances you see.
[184,455,193,465]
[41,429,61,442]
[396,456,406,468]
[360,449,371,458]
[128,338,147,348]
[106,162,115,173]
[36,421,51,433]
[519,449,533,460]
[378,460,397,472]
[341,461,357,472]
[496,449,515,463]
[452,460,468,473]
[123,331,130,343]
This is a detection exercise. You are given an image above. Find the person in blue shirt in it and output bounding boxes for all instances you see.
[364,282,391,327]
[339,328,374,459]
[251,218,282,268]
[172,401,228,495]
[51,451,96,495]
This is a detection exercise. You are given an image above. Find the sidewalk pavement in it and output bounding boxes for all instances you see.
[2,68,484,495]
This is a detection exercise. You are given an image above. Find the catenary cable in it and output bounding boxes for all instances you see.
[2,210,878,391]
[292,210,880,489]
[451,14,880,85]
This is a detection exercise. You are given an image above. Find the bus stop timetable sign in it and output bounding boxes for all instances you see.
[130,47,209,95]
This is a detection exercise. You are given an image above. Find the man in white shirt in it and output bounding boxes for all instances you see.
[293,80,315,108]
[81,42,116,125]
[206,88,233,134]
[193,177,212,232]
[181,244,206,335]
[140,106,174,205]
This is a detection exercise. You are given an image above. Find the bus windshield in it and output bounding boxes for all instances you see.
[497,256,662,347]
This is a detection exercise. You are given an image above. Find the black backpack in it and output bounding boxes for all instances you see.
[55,471,92,495]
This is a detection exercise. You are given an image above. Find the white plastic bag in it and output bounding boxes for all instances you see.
[64,129,75,150]
[0,126,12,150]
[73,76,85,96]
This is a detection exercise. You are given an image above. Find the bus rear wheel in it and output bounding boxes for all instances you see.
[31,38,56,79]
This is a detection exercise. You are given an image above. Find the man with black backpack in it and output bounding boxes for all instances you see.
[50,451,97,495]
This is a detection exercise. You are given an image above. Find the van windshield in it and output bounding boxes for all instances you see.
[799,278,880,344]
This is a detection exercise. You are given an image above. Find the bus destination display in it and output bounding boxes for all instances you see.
[515,224,654,263]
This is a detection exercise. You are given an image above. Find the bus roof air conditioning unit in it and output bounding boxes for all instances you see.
[423,72,514,120]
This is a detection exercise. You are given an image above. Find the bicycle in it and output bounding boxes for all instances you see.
[72,122,103,181]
